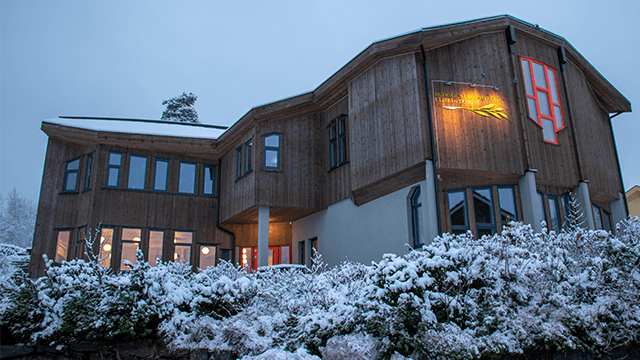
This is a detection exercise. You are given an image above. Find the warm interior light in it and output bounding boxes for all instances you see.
[103,244,112,252]
[201,247,210,255]
[133,237,140,242]
[242,248,247,254]
[101,236,105,241]
[174,253,178,259]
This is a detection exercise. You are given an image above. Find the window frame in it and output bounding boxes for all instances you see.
[410,187,422,248]
[448,189,469,235]
[592,204,603,230]
[202,164,216,197]
[329,121,337,169]
[99,226,115,268]
[83,152,93,191]
[105,152,122,189]
[148,229,165,267]
[54,228,72,263]
[497,185,518,226]
[120,227,142,271]
[62,157,81,193]
[338,116,348,165]
[236,147,243,179]
[177,161,197,195]
[198,243,218,270]
[152,158,170,193]
[127,154,148,191]
[472,187,496,237]
[262,133,281,171]
[244,138,253,175]
[75,226,86,260]
[173,230,193,264]
[547,194,561,232]
[520,57,565,144]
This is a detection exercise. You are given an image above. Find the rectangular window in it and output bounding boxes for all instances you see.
[236,147,243,179]
[448,190,469,234]
[75,227,86,260]
[561,193,571,222]
[127,155,147,190]
[153,158,169,192]
[220,249,231,262]
[538,192,548,225]
[55,229,71,263]
[263,134,281,170]
[174,231,193,264]
[298,241,305,266]
[593,204,603,230]
[148,230,164,267]
[338,116,347,165]
[99,227,114,268]
[498,186,518,226]
[603,211,612,232]
[83,153,93,191]
[329,122,337,169]
[203,165,215,196]
[63,158,80,192]
[548,195,561,231]
[199,244,217,269]
[106,152,122,188]
[120,228,141,270]
[245,139,252,174]
[410,187,422,247]
[473,188,495,237]
[178,162,196,194]
[521,58,564,144]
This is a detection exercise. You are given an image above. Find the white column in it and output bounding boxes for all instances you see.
[519,169,542,233]
[422,159,439,244]
[610,191,628,230]
[257,206,269,268]
[575,181,595,230]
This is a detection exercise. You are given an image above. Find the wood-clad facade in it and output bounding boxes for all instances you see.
[30,15,631,276]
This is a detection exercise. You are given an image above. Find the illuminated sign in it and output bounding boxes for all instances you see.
[434,82,508,120]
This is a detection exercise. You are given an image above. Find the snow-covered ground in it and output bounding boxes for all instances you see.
[1,218,639,360]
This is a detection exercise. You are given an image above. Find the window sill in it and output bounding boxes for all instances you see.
[327,161,349,173]
[262,168,283,172]
[59,190,78,195]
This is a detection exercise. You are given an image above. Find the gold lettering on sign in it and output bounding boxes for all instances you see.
[434,87,508,119]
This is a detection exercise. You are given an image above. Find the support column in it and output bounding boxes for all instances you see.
[574,181,595,230]
[610,191,628,229]
[519,169,542,233]
[423,159,439,244]
[257,206,269,268]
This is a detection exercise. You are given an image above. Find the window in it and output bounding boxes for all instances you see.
[548,195,561,231]
[174,231,193,264]
[245,139,252,174]
[75,227,86,260]
[280,246,290,264]
[448,190,468,234]
[329,116,348,169]
[338,116,348,165]
[106,153,122,188]
[603,211,612,232]
[410,187,422,247]
[203,165,216,196]
[241,246,257,270]
[521,58,565,144]
[538,192,548,225]
[561,193,571,222]
[149,230,164,267]
[153,158,169,192]
[99,227,114,268]
[298,241,305,266]
[178,162,196,194]
[199,244,217,269]
[220,249,231,262]
[55,229,70,263]
[120,228,141,270]
[309,238,318,260]
[127,155,147,190]
[329,122,337,169]
[83,153,93,191]
[473,188,496,237]
[592,204,603,230]
[236,147,243,179]
[498,186,518,226]
[63,158,80,192]
[263,134,281,170]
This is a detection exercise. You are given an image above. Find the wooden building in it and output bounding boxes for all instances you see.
[30,15,631,276]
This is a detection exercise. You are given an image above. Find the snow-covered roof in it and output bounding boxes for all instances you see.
[44,117,227,140]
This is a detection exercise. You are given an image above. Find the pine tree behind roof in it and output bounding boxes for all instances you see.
[161,92,199,123]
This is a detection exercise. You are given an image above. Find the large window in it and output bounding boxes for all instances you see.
[106,153,122,188]
[63,158,80,192]
[178,162,196,194]
[174,231,193,264]
[548,195,561,231]
[203,165,216,196]
[199,244,217,269]
[99,227,114,268]
[473,188,496,237]
[263,134,281,170]
[55,229,71,263]
[120,228,141,270]
[148,230,164,267]
[521,58,565,144]
[448,190,469,235]
[83,153,93,191]
[127,155,147,190]
[498,186,518,226]
[410,187,422,247]
[153,158,169,192]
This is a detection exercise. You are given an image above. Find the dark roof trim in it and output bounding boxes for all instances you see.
[58,116,229,130]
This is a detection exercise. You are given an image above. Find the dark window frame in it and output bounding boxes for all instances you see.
[410,187,422,247]
[537,191,548,226]
[99,226,115,269]
[127,154,148,191]
[83,153,93,191]
[202,164,216,197]
[244,138,253,174]
[198,243,218,269]
[592,204,604,230]
[602,210,612,232]
[262,133,281,170]
[329,122,337,169]
[472,187,496,237]
[497,185,518,226]
[547,194,561,232]
[338,116,348,165]
[105,152,122,189]
[173,230,194,264]
[448,189,469,234]
[236,147,243,179]
[75,226,86,259]
[152,158,170,193]
[62,157,81,193]
[177,161,197,195]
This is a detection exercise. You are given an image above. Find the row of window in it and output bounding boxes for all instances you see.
[447,186,519,237]
[236,133,281,180]
[54,227,227,270]
[63,152,216,196]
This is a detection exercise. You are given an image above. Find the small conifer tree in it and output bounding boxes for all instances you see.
[161,92,199,123]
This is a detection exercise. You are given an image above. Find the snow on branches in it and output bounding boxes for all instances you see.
[161,92,199,123]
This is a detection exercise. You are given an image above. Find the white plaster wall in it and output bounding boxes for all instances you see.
[292,181,428,267]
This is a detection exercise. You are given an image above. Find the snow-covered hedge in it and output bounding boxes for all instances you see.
[1,219,639,359]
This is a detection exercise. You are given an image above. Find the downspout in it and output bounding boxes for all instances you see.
[215,156,236,264]
[608,111,630,215]
[420,44,442,234]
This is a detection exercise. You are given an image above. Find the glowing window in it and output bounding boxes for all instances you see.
[521,58,564,144]
[174,231,193,264]
[149,230,164,267]
[120,228,141,270]
[199,244,217,269]
[99,227,114,268]
[55,229,70,263]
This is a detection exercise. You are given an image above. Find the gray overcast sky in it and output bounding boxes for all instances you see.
[1,0,638,202]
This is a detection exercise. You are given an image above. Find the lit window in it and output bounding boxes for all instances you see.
[236,147,242,179]
[521,58,564,143]
[153,158,169,192]
[498,186,518,226]
[263,134,281,170]
[174,231,192,264]
[448,190,469,235]
[106,153,122,188]
[548,195,561,231]
[120,228,141,270]
[473,188,495,237]
[127,155,147,190]
[203,165,215,196]
[245,139,253,174]
[99,227,114,268]
[178,162,196,194]
[148,230,164,267]
[63,158,80,192]
[410,187,422,247]
[55,229,70,263]
[199,244,217,269]
[83,153,93,191]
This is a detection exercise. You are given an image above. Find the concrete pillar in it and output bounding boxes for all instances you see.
[574,181,595,230]
[423,159,439,244]
[257,206,269,268]
[519,169,542,233]
[610,191,628,230]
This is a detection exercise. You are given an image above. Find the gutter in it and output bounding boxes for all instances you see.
[215,157,237,264]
